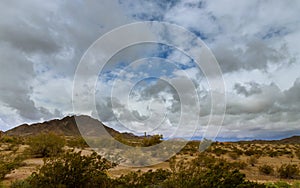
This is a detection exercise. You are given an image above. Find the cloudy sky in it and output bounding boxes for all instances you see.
[1,0,300,140]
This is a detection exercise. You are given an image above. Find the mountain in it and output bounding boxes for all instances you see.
[4,115,140,139]
[236,135,300,144]
[277,135,300,144]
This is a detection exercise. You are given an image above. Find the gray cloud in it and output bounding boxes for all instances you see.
[234,82,262,97]
[0,0,300,140]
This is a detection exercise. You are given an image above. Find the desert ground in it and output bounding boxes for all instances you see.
[1,134,300,187]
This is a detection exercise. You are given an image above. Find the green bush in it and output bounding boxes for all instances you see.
[0,154,25,180]
[277,164,299,179]
[12,150,269,188]
[113,169,171,187]
[231,161,248,170]
[266,181,291,188]
[66,136,88,149]
[292,181,300,188]
[10,179,32,188]
[27,132,65,157]
[142,134,163,147]
[25,151,116,188]
[163,153,265,188]
[259,164,274,175]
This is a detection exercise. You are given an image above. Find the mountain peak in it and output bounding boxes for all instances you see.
[4,115,123,137]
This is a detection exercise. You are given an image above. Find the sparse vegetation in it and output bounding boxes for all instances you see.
[27,132,65,157]
[142,134,163,147]
[66,136,88,149]
[2,132,300,187]
[21,151,116,188]
[277,164,299,179]
[248,155,258,166]
[259,164,274,175]
[228,152,240,160]
[0,154,25,180]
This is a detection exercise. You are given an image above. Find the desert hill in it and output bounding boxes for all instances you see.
[4,115,140,140]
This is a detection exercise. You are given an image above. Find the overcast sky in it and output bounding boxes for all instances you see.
[1,0,300,140]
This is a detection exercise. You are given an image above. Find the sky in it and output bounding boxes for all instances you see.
[0,0,300,140]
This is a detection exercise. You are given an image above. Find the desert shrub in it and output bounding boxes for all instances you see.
[0,154,25,180]
[231,161,248,170]
[0,135,23,152]
[0,135,14,143]
[163,153,265,188]
[277,164,299,179]
[212,147,227,156]
[292,181,300,188]
[25,151,116,188]
[27,132,65,157]
[0,135,23,144]
[259,164,274,175]
[142,134,163,147]
[266,181,291,188]
[180,141,200,153]
[244,149,256,156]
[232,148,244,156]
[295,150,300,160]
[66,136,88,149]
[112,169,171,187]
[228,152,240,160]
[248,156,258,166]
[269,151,279,158]
[10,179,32,188]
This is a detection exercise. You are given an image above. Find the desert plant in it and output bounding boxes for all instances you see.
[295,150,300,160]
[163,153,265,188]
[27,132,65,157]
[112,169,171,187]
[277,164,299,179]
[266,181,291,188]
[212,147,227,156]
[259,164,274,175]
[292,181,300,188]
[66,136,88,149]
[0,154,25,180]
[269,151,279,158]
[245,149,256,156]
[228,152,240,160]
[142,134,163,147]
[231,161,248,170]
[10,179,32,188]
[26,151,116,187]
[248,156,258,166]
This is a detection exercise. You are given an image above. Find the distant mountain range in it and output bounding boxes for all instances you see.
[235,135,300,144]
[2,116,300,144]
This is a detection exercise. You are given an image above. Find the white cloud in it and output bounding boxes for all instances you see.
[1,0,300,140]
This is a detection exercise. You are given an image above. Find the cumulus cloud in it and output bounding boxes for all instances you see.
[0,0,300,141]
